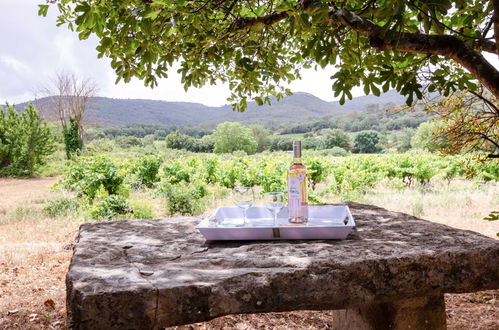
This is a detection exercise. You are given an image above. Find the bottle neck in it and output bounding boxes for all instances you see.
[293,157,302,164]
[292,141,302,159]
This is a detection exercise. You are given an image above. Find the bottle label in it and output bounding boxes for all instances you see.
[288,174,306,216]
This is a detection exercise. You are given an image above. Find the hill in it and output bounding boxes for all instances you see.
[17,90,406,127]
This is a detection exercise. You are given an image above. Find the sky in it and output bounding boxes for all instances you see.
[0,0,345,107]
[0,1,497,107]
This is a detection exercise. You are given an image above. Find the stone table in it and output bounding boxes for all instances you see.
[66,202,499,330]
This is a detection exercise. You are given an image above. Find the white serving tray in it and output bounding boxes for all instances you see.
[196,205,355,241]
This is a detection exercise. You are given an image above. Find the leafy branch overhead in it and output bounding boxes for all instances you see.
[40,0,499,110]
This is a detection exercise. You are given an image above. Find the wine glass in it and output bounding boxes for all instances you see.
[263,192,285,227]
[232,187,254,226]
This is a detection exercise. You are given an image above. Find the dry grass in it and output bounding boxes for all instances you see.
[359,180,499,238]
[0,177,497,329]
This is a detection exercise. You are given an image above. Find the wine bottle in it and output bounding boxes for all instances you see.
[287,140,308,223]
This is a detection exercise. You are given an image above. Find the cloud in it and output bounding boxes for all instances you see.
[0,0,498,107]
[0,55,31,74]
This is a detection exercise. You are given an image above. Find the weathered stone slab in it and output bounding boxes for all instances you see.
[66,202,499,330]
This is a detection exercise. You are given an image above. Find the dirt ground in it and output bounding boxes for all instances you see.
[0,177,498,329]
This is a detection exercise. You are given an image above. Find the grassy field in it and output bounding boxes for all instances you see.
[0,174,497,329]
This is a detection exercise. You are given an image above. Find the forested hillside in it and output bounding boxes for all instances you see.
[18,90,406,127]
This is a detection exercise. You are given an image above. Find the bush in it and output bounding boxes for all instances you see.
[84,138,117,154]
[302,137,325,150]
[129,201,156,219]
[62,117,83,159]
[411,121,449,152]
[270,135,293,151]
[320,147,349,157]
[60,156,124,200]
[89,195,130,219]
[188,136,214,153]
[43,197,80,218]
[306,159,329,190]
[0,103,55,177]
[212,122,257,154]
[163,182,207,216]
[133,156,162,187]
[250,124,271,152]
[322,129,352,151]
[354,130,382,153]
[165,131,193,150]
[116,136,143,148]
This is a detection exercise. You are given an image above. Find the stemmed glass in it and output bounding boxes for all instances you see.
[232,187,254,227]
[263,192,285,227]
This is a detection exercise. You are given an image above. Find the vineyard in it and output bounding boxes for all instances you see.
[51,151,499,220]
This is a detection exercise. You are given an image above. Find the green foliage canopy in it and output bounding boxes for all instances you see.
[60,156,124,200]
[165,131,214,152]
[411,121,449,152]
[212,122,257,154]
[323,128,353,151]
[0,103,55,177]
[354,130,382,153]
[41,0,499,109]
[165,131,192,150]
[62,116,83,159]
[249,124,271,152]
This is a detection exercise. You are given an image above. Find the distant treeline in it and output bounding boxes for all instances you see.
[96,107,431,140]
[277,107,431,134]
[100,124,211,139]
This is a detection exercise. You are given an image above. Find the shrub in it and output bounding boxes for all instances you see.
[165,131,193,150]
[43,197,80,218]
[133,156,162,187]
[322,129,352,151]
[188,136,214,153]
[354,130,382,153]
[60,156,124,200]
[250,124,271,152]
[62,117,83,159]
[411,121,449,152]
[84,138,117,154]
[163,182,207,216]
[270,135,293,151]
[0,103,55,177]
[212,122,257,154]
[302,137,325,150]
[116,136,143,148]
[306,159,329,190]
[129,201,156,219]
[89,195,129,219]
[320,147,349,157]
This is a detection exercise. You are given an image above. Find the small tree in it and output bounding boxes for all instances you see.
[165,131,193,150]
[249,124,271,152]
[323,129,353,151]
[0,104,55,177]
[212,122,257,154]
[411,121,449,152]
[62,117,83,158]
[354,131,381,154]
[422,91,498,158]
[40,71,97,159]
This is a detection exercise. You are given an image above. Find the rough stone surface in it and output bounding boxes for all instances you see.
[66,202,499,330]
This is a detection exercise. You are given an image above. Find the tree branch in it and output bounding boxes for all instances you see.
[230,2,499,99]
[494,0,499,56]
[230,11,289,30]
[327,7,499,98]
[474,39,498,54]
[468,89,499,116]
